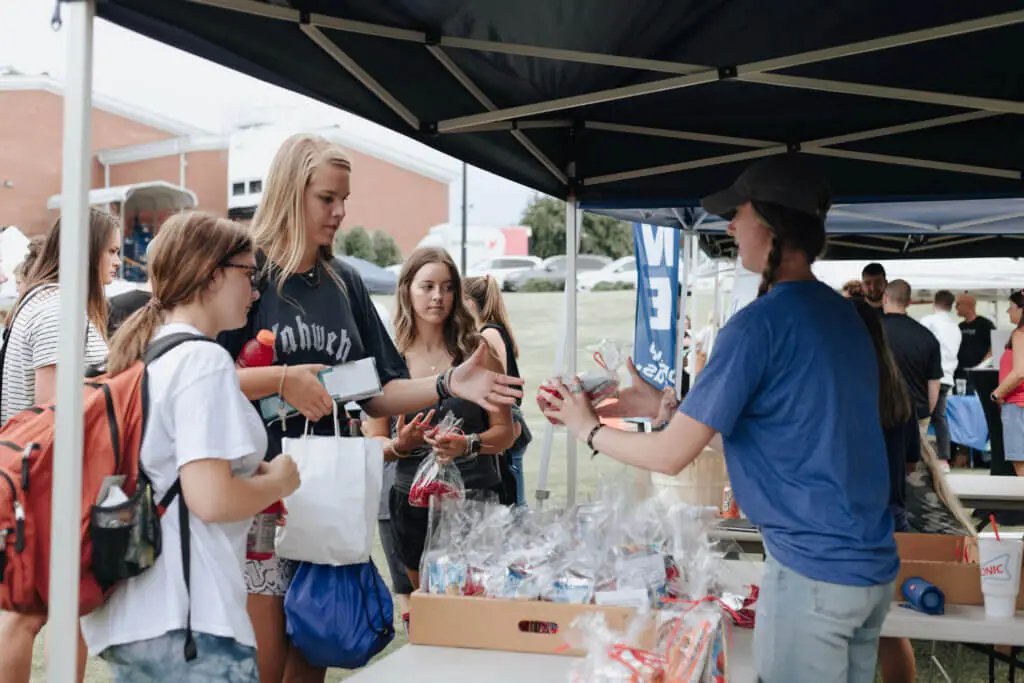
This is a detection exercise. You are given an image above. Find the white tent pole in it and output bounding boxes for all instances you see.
[50,2,94,681]
[675,233,692,397]
[712,260,722,341]
[534,196,581,508]
[565,198,579,507]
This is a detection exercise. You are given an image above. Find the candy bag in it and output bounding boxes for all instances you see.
[538,340,627,425]
[408,413,465,508]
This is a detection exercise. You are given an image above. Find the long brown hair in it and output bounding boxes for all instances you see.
[464,275,519,358]
[251,133,351,299]
[107,212,252,375]
[853,299,912,429]
[17,209,119,338]
[394,247,482,364]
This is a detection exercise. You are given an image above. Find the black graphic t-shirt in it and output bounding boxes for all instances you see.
[957,316,996,376]
[220,257,408,459]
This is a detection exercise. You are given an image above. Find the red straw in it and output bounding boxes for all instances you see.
[990,514,1002,541]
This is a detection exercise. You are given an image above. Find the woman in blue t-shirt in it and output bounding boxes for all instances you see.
[543,155,899,683]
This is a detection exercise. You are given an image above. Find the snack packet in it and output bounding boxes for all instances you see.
[409,412,465,508]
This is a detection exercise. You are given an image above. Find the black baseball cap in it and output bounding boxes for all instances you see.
[701,154,832,221]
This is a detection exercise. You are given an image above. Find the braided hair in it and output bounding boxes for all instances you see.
[751,200,827,297]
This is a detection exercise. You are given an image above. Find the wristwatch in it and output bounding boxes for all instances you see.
[465,433,482,457]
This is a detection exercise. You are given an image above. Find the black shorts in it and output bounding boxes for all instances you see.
[388,487,502,574]
[378,518,416,596]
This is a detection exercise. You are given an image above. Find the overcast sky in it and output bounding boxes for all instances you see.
[0,1,538,226]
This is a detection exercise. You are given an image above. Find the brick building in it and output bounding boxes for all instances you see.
[0,75,456,258]
[0,74,228,237]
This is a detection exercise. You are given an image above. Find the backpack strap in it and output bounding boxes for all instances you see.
[143,332,215,663]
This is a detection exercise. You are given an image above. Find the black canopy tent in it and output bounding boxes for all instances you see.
[44,5,1024,668]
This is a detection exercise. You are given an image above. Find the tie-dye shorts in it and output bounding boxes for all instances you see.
[100,630,258,683]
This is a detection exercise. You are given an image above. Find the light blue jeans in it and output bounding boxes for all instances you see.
[101,630,258,683]
[755,555,894,683]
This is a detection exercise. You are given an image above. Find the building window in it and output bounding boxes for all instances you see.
[249,179,263,194]
[232,181,246,196]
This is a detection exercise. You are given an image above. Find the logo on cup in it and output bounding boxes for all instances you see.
[982,554,1013,582]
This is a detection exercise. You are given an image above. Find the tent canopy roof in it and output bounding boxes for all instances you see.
[97,1,1024,213]
[47,180,198,212]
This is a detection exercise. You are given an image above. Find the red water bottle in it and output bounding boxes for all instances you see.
[237,329,276,368]
[247,500,284,561]
[239,329,284,561]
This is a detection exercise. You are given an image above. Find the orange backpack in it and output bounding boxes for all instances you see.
[0,334,210,628]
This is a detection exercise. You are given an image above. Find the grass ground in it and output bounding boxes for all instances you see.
[23,291,1014,681]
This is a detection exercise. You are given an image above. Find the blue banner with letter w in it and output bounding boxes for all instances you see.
[632,223,681,390]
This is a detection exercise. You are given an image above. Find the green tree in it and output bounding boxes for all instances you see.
[343,225,375,261]
[371,230,402,268]
[520,195,633,259]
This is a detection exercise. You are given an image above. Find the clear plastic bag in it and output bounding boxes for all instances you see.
[537,339,628,424]
[567,611,663,682]
[408,413,465,508]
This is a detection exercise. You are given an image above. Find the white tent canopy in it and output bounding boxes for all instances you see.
[812,258,1024,301]
[46,180,197,213]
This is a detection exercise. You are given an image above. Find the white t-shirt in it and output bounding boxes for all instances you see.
[921,310,963,387]
[80,323,267,654]
[0,286,108,424]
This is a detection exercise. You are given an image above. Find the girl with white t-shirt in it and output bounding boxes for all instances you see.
[0,209,121,683]
[80,212,301,682]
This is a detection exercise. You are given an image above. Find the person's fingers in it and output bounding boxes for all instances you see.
[424,409,436,424]
[544,392,565,410]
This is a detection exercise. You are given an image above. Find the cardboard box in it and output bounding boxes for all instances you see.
[895,533,1024,609]
[409,591,654,656]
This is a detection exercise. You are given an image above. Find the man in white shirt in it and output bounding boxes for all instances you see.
[921,290,963,468]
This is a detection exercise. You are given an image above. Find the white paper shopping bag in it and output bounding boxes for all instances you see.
[275,405,383,566]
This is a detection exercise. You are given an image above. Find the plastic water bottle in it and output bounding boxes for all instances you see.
[247,501,284,561]
[237,329,276,368]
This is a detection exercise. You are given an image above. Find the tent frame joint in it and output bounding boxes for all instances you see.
[419,121,438,136]
[788,142,802,153]
[298,9,310,25]
[424,31,441,47]
[717,65,738,80]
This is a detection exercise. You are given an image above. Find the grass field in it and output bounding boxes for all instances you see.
[23,290,1015,681]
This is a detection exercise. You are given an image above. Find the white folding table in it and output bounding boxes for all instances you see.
[947,472,1024,512]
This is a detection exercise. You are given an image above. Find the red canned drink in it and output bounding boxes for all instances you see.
[721,485,740,519]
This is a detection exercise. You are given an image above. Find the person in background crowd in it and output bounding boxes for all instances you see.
[543,155,898,683]
[861,262,888,313]
[953,294,996,467]
[992,290,1024,477]
[81,212,301,683]
[219,134,522,683]
[464,274,530,506]
[882,280,942,436]
[920,290,962,470]
[108,242,154,337]
[955,293,995,380]
[13,236,44,296]
[0,209,121,683]
[365,248,516,624]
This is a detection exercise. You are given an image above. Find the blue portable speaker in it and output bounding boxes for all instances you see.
[901,576,945,615]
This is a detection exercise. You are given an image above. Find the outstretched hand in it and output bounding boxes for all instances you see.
[449,344,524,412]
[538,379,601,442]
[595,356,662,420]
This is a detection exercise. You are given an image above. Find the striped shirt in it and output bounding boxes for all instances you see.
[1,286,108,424]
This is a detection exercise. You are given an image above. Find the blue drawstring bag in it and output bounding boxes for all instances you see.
[284,560,395,669]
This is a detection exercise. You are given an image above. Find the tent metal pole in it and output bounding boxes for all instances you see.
[301,25,420,130]
[566,198,579,507]
[745,73,1024,116]
[943,211,1024,231]
[806,146,1021,180]
[587,147,784,186]
[50,2,95,681]
[828,208,936,231]
[426,45,568,184]
[675,233,692,398]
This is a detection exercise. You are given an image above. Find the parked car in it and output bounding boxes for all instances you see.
[337,256,398,294]
[467,255,541,288]
[577,256,637,292]
[503,254,612,292]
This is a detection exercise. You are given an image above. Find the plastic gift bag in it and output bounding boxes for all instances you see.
[538,340,627,424]
[408,413,466,508]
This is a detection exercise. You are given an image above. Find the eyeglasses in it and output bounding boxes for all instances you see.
[221,263,260,289]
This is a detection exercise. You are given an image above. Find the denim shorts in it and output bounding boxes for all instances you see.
[755,555,894,683]
[1002,403,1024,462]
[100,630,258,683]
